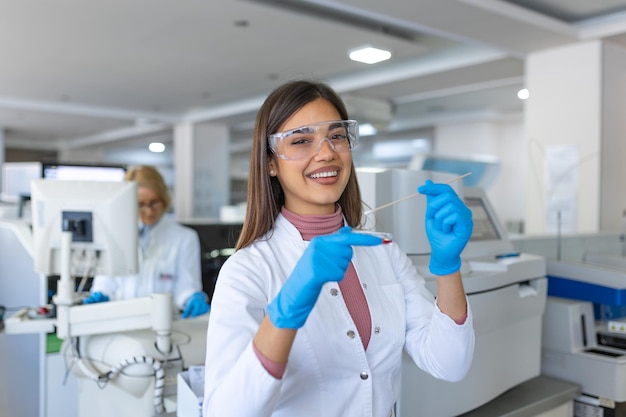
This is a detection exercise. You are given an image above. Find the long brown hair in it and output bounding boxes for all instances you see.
[236,80,364,250]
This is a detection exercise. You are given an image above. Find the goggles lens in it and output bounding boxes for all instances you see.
[139,200,163,211]
[268,120,359,160]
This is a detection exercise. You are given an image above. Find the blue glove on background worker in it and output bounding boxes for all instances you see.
[182,291,210,318]
[418,179,473,275]
[83,290,209,319]
[83,291,109,304]
[267,227,382,329]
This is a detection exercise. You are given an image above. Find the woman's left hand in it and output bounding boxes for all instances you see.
[418,180,473,275]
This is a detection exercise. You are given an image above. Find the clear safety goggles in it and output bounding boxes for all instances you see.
[267,120,359,161]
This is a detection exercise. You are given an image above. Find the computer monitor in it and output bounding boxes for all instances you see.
[42,162,126,182]
[30,179,138,277]
[461,186,514,258]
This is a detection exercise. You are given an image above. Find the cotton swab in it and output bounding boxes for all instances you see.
[363,172,472,216]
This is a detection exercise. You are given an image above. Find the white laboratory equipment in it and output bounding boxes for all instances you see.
[541,259,626,404]
[0,219,53,417]
[3,179,207,417]
[357,168,548,417]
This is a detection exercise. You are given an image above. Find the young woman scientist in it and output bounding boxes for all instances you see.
[84,165,210,319]
[203,80,475,417]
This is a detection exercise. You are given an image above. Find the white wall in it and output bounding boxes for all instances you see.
[434,117,526,232]
[525,41,603,234]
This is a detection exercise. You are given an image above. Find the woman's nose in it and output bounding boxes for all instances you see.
[314,137,336,157]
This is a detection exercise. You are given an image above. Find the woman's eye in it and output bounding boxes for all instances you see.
[288,136,313,146]
[330,132,348,141]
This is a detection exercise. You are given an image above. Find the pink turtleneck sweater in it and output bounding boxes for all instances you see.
[253,206,372,379]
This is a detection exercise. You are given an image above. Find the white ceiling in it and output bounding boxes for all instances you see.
[3,0,626,155]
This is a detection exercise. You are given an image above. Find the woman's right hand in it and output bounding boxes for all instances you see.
[266,227,382,329]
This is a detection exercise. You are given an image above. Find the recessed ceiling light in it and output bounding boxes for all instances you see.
[349,46,391,64]
[517,88,530,100]
[149,142,166,153]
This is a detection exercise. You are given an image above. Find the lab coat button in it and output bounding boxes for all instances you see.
[360,372,369,380]
[374,326,380,334]
[347,330,355,338]
[362,283,368,289]
[330,288,339,296]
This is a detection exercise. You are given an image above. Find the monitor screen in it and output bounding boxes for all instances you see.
[464,196,501,241]
[42,163,126,182]
[30,179,138,276]
[460,187,514,258]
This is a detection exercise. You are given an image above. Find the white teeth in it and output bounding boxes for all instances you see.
[309,170,338,179]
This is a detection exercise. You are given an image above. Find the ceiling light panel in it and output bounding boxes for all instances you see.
[349,46,392,64]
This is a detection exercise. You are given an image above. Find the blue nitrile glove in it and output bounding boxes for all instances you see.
[83,291,110,304]
[418,180,473,275]
[182,291,210,319]
[267,226,383,329]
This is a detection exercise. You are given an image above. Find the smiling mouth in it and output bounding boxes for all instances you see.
[309,170,338,179]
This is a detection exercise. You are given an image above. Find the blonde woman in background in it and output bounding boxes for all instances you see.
[84,165,209,318]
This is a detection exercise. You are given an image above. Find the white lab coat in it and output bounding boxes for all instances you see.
[91,215,202,309]
[203,214,474,417]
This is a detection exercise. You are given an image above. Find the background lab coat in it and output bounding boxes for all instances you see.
[91,215,202,309]
[203,214,475,417]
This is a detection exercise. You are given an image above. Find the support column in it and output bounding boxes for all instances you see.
[0,128,4,197]
[524,40,626,234]
[173,122,230,220]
